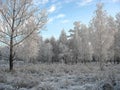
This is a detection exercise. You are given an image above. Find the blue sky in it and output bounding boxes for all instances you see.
[34,0,120,39]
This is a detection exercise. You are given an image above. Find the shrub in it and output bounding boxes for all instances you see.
[35,84,56,90]
[12,76,39,89]
[0,74,7,83]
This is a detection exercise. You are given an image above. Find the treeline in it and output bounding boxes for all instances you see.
[37,3,120,65]
[0,3,120,69]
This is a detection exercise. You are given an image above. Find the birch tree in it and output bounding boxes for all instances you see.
[80,24,91,63]
[40,40,53,63]
[58,29,71,64]
[114,12,120,64]
[107,16,117,63]
[50,37,59,62]
[0,0,47,70]
[69,21,81,63]
[69,22,91,63]
[90,3,115,70]
[59,29,68,45]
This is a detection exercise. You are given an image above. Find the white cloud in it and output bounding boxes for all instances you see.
[77,0,93,6]
[56,14,65,19]
[48,5,56,13]
[48,2,62,14]
[48,14,66,23]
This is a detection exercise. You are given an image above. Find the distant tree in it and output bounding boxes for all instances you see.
[58,29,71,64]
[16,31,40,63]
[59,29,68,45]
[0,0,47,70]
[68,21,81,63]
[114,12,120,64]
[50,36,59,62]
[36,36,44,62]
[79,24,91,63]
[89,3,115,70]
[68,21,91,63]
[106,16,117,63]
[41,40,53,63]
[59,43,72,64]
[44,38,50,43]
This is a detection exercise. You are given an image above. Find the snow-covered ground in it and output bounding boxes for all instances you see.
[0,60,120,90]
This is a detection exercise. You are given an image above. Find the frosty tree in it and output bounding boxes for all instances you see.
[90,3,115,70]
[50,37,59,62]
[16,31,40,63]
[68,21,91,63]
[69,21,81,63]
[114,12,120,64]
[107,16,117,63]
[79,24,91,63]
[59,29,68,45]
[0,0,47,70]
[58,29,71,64]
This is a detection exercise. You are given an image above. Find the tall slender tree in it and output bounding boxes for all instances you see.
[79,24,91,63]
[114,12,120,64]
[69,21,81,63]
[59,29,67,45]
[58,29,71,64]
[89,3,114,70]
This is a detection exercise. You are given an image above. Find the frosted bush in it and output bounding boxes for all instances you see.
[12,76,39,89]
[19,88,29,90]
[0,74,7,83]
[34,83,56,90]
[114,81,120,90]
[0,62,120,90]
[0,84,14,90]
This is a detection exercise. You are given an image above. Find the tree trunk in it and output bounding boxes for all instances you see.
[99,55,104,71]
[9,35,13,71]
[9,1,15,71]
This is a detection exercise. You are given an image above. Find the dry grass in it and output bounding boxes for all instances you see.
[0,61,120,90]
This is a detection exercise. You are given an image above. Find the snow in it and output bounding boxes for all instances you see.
[0,60,120,90]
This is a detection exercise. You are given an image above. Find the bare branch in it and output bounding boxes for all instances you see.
[0,10,12,29]
[0,30,10,37]
[0,40,9,46]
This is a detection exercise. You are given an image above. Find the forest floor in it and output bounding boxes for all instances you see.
[0,60,120,90]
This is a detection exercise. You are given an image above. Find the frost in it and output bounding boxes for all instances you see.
[0,60,120,90]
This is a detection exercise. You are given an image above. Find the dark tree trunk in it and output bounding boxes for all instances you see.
[9,3,15,71]
[9,36,13,71]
